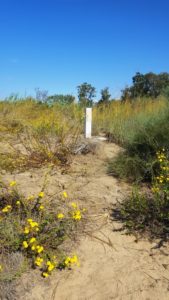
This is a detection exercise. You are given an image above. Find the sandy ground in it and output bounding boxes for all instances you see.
[3,140,169,300]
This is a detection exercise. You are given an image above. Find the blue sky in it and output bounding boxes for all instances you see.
[0,0,169,99]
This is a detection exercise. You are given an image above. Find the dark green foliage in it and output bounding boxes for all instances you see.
[108,108,169,182]
[108,153,149,183]
[162,86,169,99]
[112,187,169,239]
[121,72,169,101]
[77,82,96,107]
[98,87,111,104]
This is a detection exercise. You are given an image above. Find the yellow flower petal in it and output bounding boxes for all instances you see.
[10,181,16,187]
[42,272,49,278]
[23,241,29,248]
[29,237,36,244]
[62,191,68,198]
[38,192,44,198]
[57,213,64,219]
[24,227,30,234]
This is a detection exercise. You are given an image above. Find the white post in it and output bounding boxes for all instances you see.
[85,107,92,138]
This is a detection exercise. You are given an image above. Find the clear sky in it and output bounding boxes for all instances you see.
[0,0,169,99]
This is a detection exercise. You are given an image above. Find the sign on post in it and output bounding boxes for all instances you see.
[85,107,92,138]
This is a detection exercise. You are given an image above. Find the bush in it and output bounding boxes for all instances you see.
[0,181,85,284]
[108,107,169,182]
[108,153,149,182]
[112,149,169,240]
[0,100,84,172]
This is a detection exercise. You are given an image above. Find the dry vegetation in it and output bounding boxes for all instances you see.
[0,96,169,298]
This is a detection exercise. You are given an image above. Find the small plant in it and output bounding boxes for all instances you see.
[112,149,169,239]
[0,181,86,283]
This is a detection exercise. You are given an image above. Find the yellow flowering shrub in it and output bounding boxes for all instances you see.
[114,148,169,238]
[0,181,85,279]
[152,149,169,197]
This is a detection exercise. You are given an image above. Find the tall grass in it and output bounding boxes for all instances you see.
[94,96,169,182]
[0,96,168,178]
[0,98,83,133]
[93,96,167,145]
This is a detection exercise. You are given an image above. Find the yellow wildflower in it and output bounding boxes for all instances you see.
[70,255,77,263]
[36,245,44,253]
[27,218,33,223]
[42,272,49,278]
[29,237,36,244]
[2,207,8,213]
[16,201,20,205]
[24,227,30,234]
[62,191,68,198]
[0,265,3,272]
[151,187,159,193]
[10,181,16,187]
[64,257,71,266]
[30,221,39,228]
[72,210,81,220]
[38,192,44,198]
[70,255,80,266]
[57,213,64,219]
[39,205,44,210]
[71,202,77,209]
[46,261,55,272]
[27,195,34,201]
[2,205,12,213]
[35,257,43,267]
[31,245,36,251]
[23,241,29,248]
[48,265,55,272]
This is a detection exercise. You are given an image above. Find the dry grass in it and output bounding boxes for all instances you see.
[93,96,167,145]
[0,99,84,172]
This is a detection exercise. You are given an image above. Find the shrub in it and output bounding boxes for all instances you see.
[0,181,85,285]
[108,153,148,183]
[112,149,169,240]
[108,106,169,182]
[0,100,84,172]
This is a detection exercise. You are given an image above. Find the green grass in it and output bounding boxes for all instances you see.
[107,98,169,182]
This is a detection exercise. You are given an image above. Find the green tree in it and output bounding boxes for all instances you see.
[77,82,96,107]
[98,87,111,104]
[121,72,169,101]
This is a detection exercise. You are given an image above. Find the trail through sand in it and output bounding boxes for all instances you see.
[6,141,169,300]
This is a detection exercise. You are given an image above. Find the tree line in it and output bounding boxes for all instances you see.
[35,71,169,106]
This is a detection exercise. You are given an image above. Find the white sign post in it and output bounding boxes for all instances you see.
[85,107,92,139]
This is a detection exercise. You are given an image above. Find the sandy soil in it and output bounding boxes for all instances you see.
[3,140,169,300]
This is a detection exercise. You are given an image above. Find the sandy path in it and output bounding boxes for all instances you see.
[5,141,169,300]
